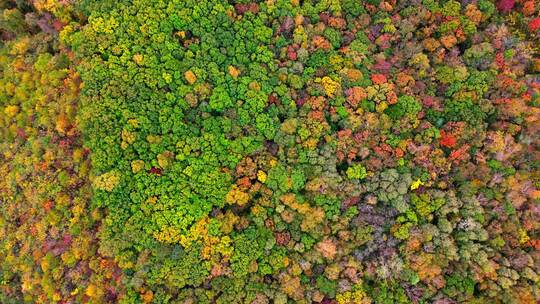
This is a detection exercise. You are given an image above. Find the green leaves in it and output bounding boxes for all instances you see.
[209,86,233,112]
[346,163,367,180]
[384,95,421,120]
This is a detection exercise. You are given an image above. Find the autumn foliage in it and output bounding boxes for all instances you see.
[1,0,539,303]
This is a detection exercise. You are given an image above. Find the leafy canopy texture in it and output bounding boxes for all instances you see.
[1,0,540,303]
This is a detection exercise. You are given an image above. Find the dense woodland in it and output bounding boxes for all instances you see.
[0,0,539,303]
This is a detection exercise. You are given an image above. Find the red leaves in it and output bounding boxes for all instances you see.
[234,3,259,15]
[16,127,27,140]
[268,94,280,106]
[528,17,540,32]
[149,167,162,175]
[495,52,506,70]
[496,0,515,13]
[287,46,297,60]
[278,16,294,34]
[274,231,291,246]
[342,196,360,209]
[449,144,470,161]
[439,130,457,148]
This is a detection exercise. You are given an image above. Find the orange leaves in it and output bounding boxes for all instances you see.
[440,34,457,49]
[141,290,154,303]
[328,17,346,29]
[464,4,482,24]
[55,113,70,134]
[439,130,457,148]
[280,274,304,301]
[313,35,331,51]
[396,72,415,92]
[423,38,440,52]
[449,144,470,161]
[370,73,387,85]
[316,238,337,260]
[410,253,442,282]
[342,68,363,82]
[506,173,539,209]
[386,90,398,105]
[346,87,367,107]
[228,65,240,79]
[184,70,197,84]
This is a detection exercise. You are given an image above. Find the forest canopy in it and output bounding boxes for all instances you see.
[1,0,539,303]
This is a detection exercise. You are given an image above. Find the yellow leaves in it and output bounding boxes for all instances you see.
[280,193,324,232]
[248,81,261,91]
[40,257,50,272]
[321,76,340,97]
[154,226,182,244]
[486,131,505,154]
[304,138,319,150]
[85,283,103,299]
[146,196,157,205]
[410,179,424,190]
[157,151,174,169]
[281,118,298,134]
[121,129,136,149]
[131,160,145,173]
[336,289,370,304]
[4,105,19,118]
[185,70,197,84]
[519,229,530,245]
[219,210,239,234]
[11,37,30,55]
[133,54,144,65]
[146,134,161,144]
[301,208,324,232]
[375,101,388,113]
[90,16,118,35]
[71,203,84,219]
[93,171,120,192]
[226,185,249,205]
[228,65,240,79]
[409,53,430,68]
[128,118,139,128]
[162,72,172,84]
[257,170,267,183]
[154,216,234,260]
[4,82,15,96]
[176,31,186,39]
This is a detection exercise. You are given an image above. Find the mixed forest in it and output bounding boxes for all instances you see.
[0,0,539,303]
